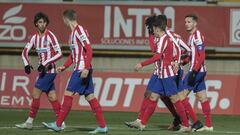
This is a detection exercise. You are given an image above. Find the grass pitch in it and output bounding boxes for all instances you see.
[0,109,240,135]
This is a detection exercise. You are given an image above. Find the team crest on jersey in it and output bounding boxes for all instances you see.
[79,34,87,42]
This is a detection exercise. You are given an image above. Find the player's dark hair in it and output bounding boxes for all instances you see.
[63,9,77,21]
[34,12,49,27]
[152,15,167,31]
[185,14,198,22]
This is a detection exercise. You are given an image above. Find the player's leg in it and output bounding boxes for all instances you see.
[160,95,181,130]
[170,94,192,132]
[124,90,151,129]
[42,90,74,132]
[196,90,213,131]
[56,90,74,127]
[47,90,61,118]
[85,93,108,133]
[15,87,42,129]
[137,90,151,120]
[47,90,66,129]
[135,92,158,131]
[178,91,203,131]
[42,71,82,132]
[192,72,213,131]
[162,76,190,132]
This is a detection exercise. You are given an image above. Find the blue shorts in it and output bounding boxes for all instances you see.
[67,70,94,95]
[147,75,178,97]
[176,69,184,92]
[35,73,56,92]
[183,71,206,93]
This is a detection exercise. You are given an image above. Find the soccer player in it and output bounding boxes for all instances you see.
[126,15,192,132]
[16,12,63,129]
[125,15,182,131]
[183,14,213,131]
[166,29,204,132]
[42,9,108,134]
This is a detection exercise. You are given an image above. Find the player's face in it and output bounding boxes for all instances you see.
[153,26,164,37]
[185,17,196,32]
[153,26,160,37]
[36,19,47,34]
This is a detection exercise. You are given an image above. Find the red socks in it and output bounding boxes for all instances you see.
[137,98,148,120]
[174,100,189,127]
[201,100,212,127]
[141,99,157,125]
[29,98,40,118]
[160,96,179,118]
[89,98,106,128]
[182,98,198,123]
[50,100,61,117]
[56,96,73,127]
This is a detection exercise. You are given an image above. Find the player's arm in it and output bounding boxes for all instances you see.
[135,39,167,71]
[179,38,191,66]
[148,35,157,52]
[42,32,62,67]
[57,54,73,73]
[141,53,162,66]
[76,27,92,70]
[193,33,205,72]
[22,37,34,74]
[173,42,181,63]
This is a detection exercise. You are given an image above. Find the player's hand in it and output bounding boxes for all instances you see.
[57,66,66,73]
[80,69,89,78]
[134,63,143,72]
[188,70,197,87]
[24,65,33,74]
[171,61,179,74]
[37,64,45,73]
[145,16,155,35]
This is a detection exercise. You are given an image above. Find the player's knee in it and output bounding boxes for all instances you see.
[31,93,40,99]
[196,91,208,102]
[48,94,57,101]
[149,94,159,101]
[144,90,151,98]
[198,96,208,103]
[85,93,95,101]
[170,95,180,103]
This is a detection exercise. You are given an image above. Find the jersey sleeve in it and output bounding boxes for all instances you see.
[173,42,181,63]
[192,31,205,71]
[141,38,168,66]
[75,26,92,69]
[21,36,35,66]
[179,38,191,52]
[148,35,157,52]
[42,31,62,66]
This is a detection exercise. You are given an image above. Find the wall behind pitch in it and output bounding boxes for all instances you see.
[0,69,240,115]
[0,2,239,48]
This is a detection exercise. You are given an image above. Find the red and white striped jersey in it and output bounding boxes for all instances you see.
[66,25,92,71]
[21,29,62,73]
[188,30,206,72]
[166,30,191,64]
[142,34,177,78]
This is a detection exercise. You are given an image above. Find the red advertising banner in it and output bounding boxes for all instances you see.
[0,69,240,115]
[0,3,239,47]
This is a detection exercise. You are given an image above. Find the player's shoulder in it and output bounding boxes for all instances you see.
[46,29,56,36]
[29,33,38,41]
[194,29,204,38]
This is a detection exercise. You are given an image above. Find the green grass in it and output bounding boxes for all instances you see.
[0,109,240,135]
